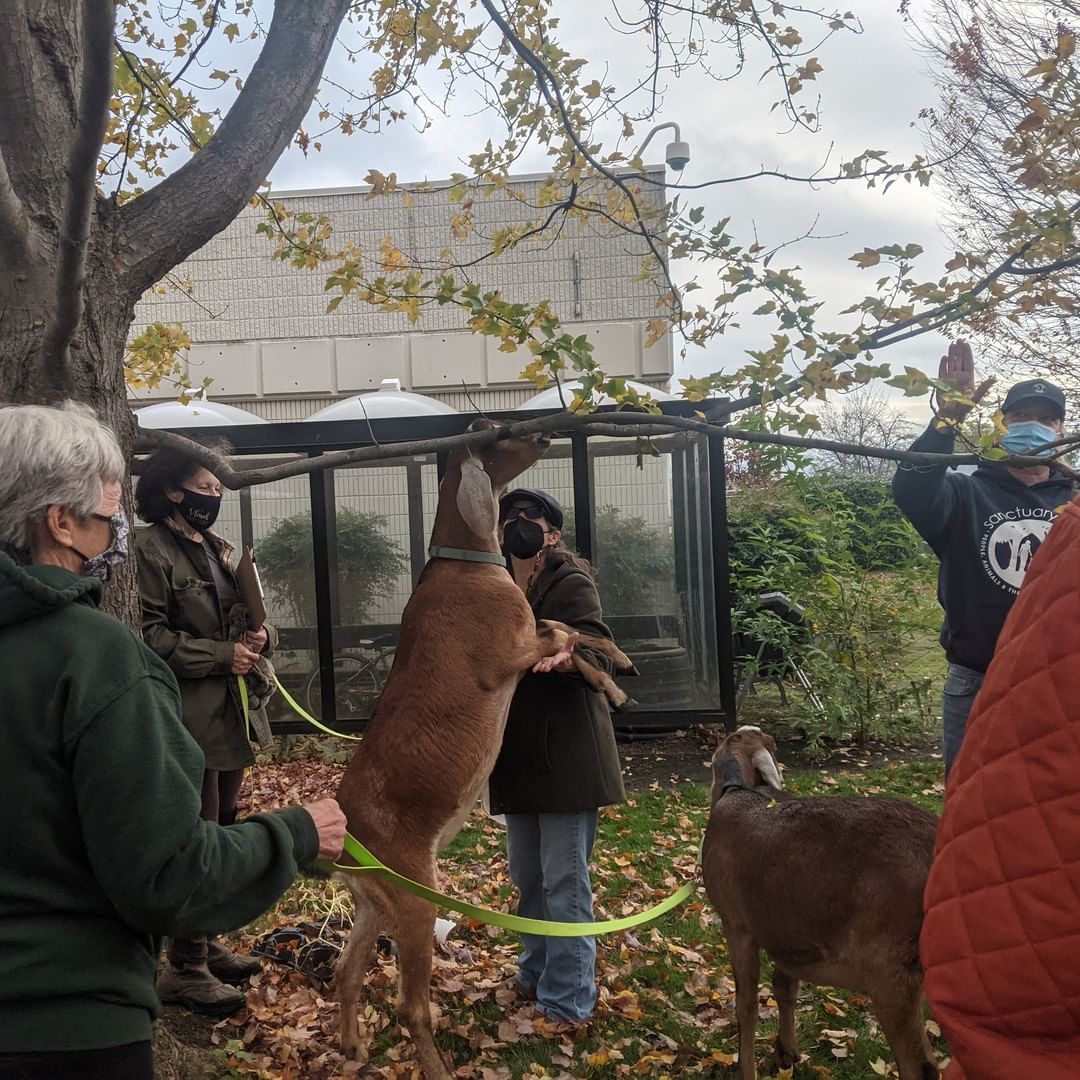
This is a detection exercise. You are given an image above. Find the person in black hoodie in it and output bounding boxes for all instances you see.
[892,341,1073,774]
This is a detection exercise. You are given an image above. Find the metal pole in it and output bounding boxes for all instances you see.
[309,457,337,725]
[239,488,254,552]
[406,460,426,585]
[708,433,737,726]
[571,433,594,562]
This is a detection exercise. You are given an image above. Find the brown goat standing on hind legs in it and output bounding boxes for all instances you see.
[702,726,940,1080]
[332,419,634,1079]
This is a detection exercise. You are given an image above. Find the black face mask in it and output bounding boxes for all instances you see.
[178,488,222,532]
[503,518,547,559]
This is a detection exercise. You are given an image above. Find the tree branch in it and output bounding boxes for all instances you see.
[39,0,114,398]
[117,0,351,298]
[134,409,1080,489]
[720,224,1057,417]
[477,0,680,317]
[0,144,29,259]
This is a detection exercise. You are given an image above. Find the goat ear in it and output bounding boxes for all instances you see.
[457,455,497,539]
[751,747,784,790]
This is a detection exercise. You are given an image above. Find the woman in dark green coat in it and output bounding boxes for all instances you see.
[488,488,626,1024]
[135,449,273,1016]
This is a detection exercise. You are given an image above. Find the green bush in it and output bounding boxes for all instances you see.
[561,504,676,616]
[729,479,940,750]
[257,509,406,625]
[802,477,927,570]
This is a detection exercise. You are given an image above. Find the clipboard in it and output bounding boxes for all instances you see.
[234,547,267,630]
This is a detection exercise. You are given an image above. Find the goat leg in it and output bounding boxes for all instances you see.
[537,620,637,673]
[570,653,633,710]
[726,930,761,1080]
[868,978,939,1080]
[771,966,801,1071]
[394,890,455,1080]
[336,885,385,1062]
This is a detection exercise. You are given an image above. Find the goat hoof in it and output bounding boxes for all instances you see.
[773,1041,799,1070]
[339,1032,369,1063]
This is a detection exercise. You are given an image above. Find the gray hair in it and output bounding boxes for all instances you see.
[0,401,126,556]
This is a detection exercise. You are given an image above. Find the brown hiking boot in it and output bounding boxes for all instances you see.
[207,938,262,983]
[157,937,246,1017]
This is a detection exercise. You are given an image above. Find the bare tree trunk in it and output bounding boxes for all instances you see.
[0,1,351,627]
[0,233,142,623]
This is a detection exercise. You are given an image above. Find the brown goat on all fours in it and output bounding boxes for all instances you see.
[332,419,635,1080]
[702,726,940,1080]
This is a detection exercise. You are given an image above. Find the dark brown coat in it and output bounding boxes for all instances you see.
[488,551,626,815]
[136,522,273,771]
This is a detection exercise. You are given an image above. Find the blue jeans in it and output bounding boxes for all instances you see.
[505,810,599,1022]
[942,662,984,776]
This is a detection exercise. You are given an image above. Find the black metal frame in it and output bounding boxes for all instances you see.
[162,400,737,733]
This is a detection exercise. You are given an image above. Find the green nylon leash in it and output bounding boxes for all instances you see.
[239,681,698,936]
[238,675,250,741]
[324,832,698,937]
[237,673,363,741]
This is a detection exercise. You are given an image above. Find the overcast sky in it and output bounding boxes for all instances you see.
[190,1,954,422]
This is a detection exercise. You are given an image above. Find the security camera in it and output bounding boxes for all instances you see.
[665,139,691,171]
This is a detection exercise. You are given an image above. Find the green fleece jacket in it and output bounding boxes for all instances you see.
[0,553,319,1053]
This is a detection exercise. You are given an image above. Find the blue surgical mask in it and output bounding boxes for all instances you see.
[73,510,130,582]
[1000,420,1060,458]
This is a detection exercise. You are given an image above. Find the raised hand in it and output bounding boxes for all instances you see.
[936,340,995,421]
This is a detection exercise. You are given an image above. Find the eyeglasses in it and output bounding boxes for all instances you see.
[502,505,546,523]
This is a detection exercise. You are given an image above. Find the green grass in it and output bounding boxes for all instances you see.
[217,760,947,1079]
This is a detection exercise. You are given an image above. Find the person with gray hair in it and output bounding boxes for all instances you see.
[0,402,347,1080]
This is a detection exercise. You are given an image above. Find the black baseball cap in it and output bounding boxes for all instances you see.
[1002,378,1066,419]
[499,488,564,529]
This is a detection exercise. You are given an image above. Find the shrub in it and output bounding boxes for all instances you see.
[729,479,940,750]
[561,505,676,616]
[257,509,406,625]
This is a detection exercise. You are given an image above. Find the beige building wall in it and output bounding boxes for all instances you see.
[130,169,673,418]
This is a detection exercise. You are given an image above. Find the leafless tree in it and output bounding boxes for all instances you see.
[914,0,1080,409]
[812,386,918,478]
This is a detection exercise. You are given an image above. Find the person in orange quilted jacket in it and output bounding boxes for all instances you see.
[921,494,1080,1080]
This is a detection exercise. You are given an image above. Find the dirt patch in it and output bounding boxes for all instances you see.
[153,1014,217,1079]
[158,1006,220,1051]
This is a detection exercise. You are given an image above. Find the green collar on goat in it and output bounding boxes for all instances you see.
[427,544,507,565]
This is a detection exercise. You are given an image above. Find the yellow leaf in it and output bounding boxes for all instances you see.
[223,22,239,41]
[870,1059,889,1076]
[849,248,881,269]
